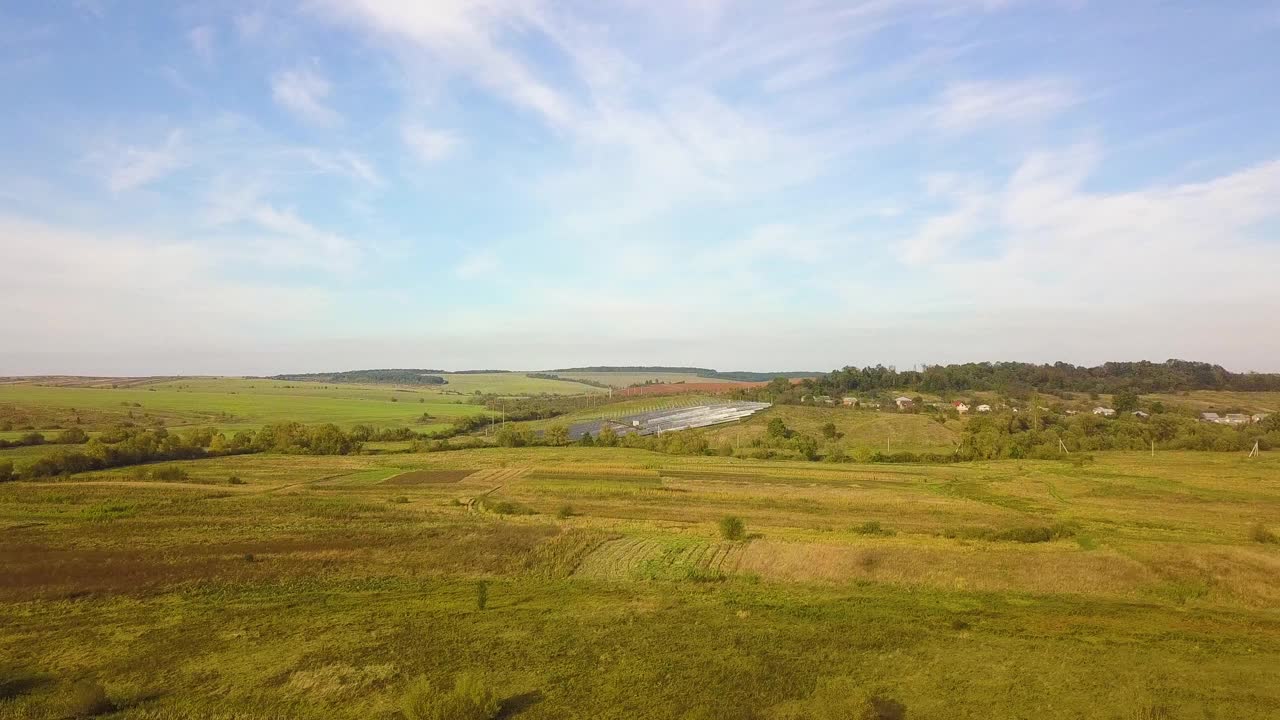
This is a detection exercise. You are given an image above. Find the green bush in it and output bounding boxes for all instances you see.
[227,475,245,485]
[56,428,89,444]
[853,521,894,536]
[1249,523,1278,544]
[63,680,114,717]
[719,516,746,541]
[401,672,499,720]
[0,460,13,483]
[151,466,189,482]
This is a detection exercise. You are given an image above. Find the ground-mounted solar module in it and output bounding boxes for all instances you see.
[565,401,771,441]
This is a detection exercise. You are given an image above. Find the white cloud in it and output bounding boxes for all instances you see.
[299,149,383,186]
[188,25,215,64]
[912,146,1280,310]
[933,78,1077,132]
[454,249,499,279]
[271,66,341,126]
[247,204,363,273]
[89,129,188,192]
[0,214,330,355]
[401,124,460,163]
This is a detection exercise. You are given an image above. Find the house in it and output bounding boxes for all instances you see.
[842,397,857,407]
[976,404,992,413]
[1200,412,1221,423]
[1254,413,1271,423]
[1093,407,1116,417]
[894,396,914,410]
[1065,409,1078,416]
[953,402,970,414]
[1224,413,1251,425]
[1132,410,1150,419]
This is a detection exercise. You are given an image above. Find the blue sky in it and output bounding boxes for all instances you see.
[2,1,1279,375]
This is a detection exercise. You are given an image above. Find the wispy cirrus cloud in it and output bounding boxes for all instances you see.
[88,128,189,192]
[401,124,460,163]
[272,65,341,126]
[932,78,1078,132]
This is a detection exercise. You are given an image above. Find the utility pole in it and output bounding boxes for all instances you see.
[1250,440,1260,458]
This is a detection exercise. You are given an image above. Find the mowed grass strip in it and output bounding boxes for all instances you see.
[382,470,475,486]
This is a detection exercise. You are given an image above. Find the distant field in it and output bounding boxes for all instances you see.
[1,448,1277,717]
[551,371,753,387]
[1143,390,1280,413]
[430,372,604,396]
[617,381,764,396]
[0,377,486,433]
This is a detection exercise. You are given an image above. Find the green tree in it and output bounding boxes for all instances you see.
[545,424,569,446]
[820,422,839,440]
[1113,388,1140,412]
[766,417,791,439]
[597,425,619,447]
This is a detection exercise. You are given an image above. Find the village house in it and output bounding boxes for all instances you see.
[842,397,857,407]
[1223,413,1251,425]
[1093,407,1116,417]
[894,396,914,410]
[976,404,992,413]
[1254,413,1271,423]
[953,402,969,414]
[1132,410,1150,419]
[1200,412,1221,422]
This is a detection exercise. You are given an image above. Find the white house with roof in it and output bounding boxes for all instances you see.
[953,401,970,414]
[1254,413,1271,423]
[894,396,914,410]
[1093,407,1116,417]
[1200,412,1221,422]
[1132,410,1150,419]
[976,404,992,413]
[1223,413,1251,425]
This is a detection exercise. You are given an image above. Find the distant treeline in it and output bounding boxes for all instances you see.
[269,369,447,385]
[525,372,612,389]
[548,366,816,382]
[806,360,1280,396]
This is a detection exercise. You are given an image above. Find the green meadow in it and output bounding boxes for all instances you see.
[1,377,1279,718]
[2,443,1279,718]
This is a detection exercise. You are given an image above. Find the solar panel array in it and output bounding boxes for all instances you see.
[566,401,771,440]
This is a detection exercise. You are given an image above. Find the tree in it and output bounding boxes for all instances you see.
[1113,388,1140,412]
[546,424,569,446]
[820,422,839,440]
[597,425,619,447]
[0,460,13,482]
[766,417,791,440]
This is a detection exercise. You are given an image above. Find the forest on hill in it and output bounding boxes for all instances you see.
[808,359,1280,395]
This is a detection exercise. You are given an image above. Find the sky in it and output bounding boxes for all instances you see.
[2,1,1279,376]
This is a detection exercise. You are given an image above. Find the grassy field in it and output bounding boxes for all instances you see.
[0,378,507,435]
[550,371,752,388]
[700,405,963,454]
[2,445,1278,718]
